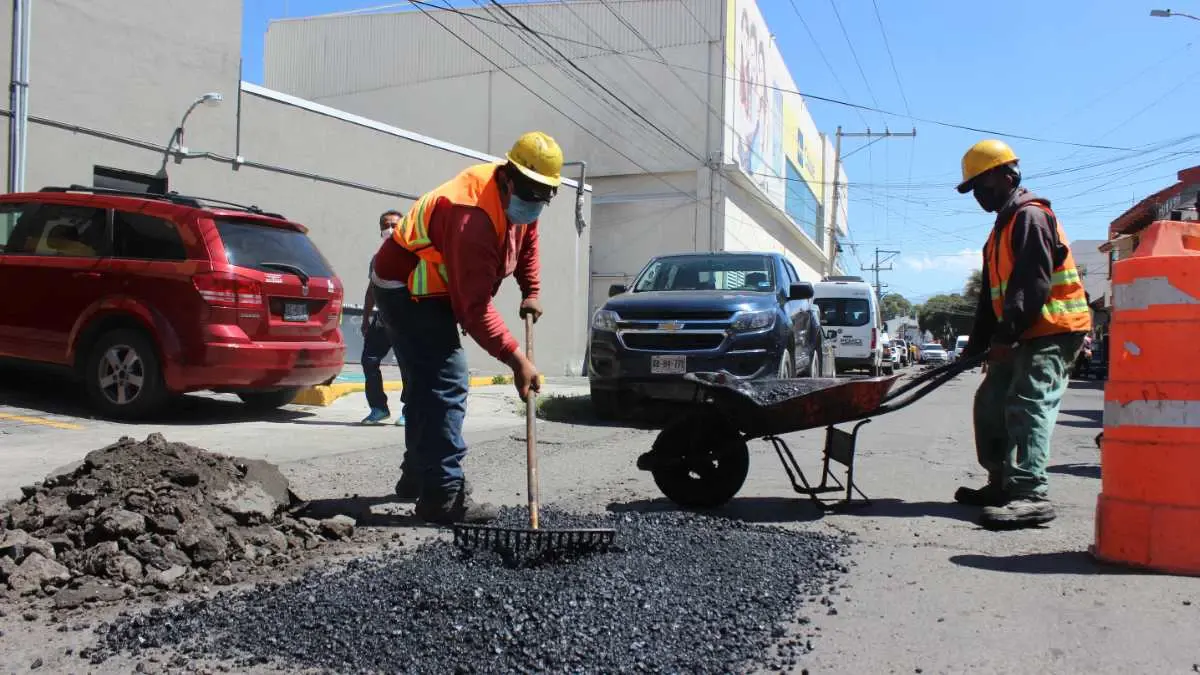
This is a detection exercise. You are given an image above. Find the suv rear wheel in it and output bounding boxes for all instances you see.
[83,328,167,420]
[237,388,301,411]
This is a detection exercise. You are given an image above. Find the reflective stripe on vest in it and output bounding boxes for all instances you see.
[983,202,1092,339]
[390,162,510,298]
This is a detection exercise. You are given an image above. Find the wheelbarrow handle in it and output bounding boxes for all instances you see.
[872,352,987,416]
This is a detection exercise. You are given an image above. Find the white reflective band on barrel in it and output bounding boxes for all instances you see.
[1104,400,1200,428]
[1113,276,1200,311]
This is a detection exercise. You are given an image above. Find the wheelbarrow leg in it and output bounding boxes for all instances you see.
[766,420,873,512]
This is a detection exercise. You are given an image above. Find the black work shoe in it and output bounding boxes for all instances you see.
[414,490,497,525]
[954,483,1008,507]
[981,498,1056,530]
[394,473,422,500]
[395,476,473,501]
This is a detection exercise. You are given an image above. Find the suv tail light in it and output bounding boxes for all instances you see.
[193,273,264,308]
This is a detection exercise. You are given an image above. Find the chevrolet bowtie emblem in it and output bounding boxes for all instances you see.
[658,321,685,331]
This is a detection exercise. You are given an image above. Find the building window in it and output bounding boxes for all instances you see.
[93,166,167,195]
[784,158,819,244]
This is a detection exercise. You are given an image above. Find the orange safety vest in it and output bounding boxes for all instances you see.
[983,203,1092,340]
[390,162,510,298]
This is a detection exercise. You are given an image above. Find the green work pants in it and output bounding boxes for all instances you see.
[972,332,1085,499]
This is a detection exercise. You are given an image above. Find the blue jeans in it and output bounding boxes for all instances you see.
[361,315,398,413]
[374,286,469,499]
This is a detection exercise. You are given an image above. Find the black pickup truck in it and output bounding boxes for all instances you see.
[587,251,823,418]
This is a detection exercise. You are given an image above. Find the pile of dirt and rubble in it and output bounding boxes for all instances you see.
[92,508,852,674]
[0,434,357,609]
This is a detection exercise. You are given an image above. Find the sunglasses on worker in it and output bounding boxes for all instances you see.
[510,173,556,203]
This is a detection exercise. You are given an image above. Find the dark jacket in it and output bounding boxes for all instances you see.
[965,188,1071,355]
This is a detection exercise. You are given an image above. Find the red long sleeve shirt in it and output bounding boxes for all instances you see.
[371,203,540,362]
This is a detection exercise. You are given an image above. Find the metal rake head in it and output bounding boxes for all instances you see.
[452,524,617,557]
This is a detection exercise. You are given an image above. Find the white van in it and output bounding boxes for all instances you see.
[813,277,885,375]
[953,335,970,361]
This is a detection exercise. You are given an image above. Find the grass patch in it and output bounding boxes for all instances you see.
[491,374,511,385]
[518,394,595,423]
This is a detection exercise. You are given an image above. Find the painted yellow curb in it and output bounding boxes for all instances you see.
[291,375,542,407]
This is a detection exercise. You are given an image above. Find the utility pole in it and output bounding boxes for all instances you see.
[863,247,900,301]
[825,127,916,277]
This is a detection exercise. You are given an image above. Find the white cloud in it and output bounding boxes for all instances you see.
[901,249,981,273]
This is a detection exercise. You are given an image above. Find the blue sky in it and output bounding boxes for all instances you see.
[242,1,1200,301]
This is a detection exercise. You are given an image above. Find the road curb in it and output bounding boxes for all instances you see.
[291,375,540,407]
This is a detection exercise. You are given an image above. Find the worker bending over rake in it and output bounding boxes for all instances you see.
[369,131,563,525]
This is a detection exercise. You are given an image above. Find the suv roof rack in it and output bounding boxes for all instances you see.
[38,185,285,220]
[822,275,866,283]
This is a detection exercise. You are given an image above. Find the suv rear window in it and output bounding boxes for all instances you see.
[214,218,334,278]
[816,298,871,327]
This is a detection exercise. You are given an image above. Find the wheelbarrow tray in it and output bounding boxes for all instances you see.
[683,372,902,439]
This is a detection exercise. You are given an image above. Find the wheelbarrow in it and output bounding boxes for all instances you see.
[635,353,987,511]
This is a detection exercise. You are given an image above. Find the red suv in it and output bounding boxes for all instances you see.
[0,186,345,419]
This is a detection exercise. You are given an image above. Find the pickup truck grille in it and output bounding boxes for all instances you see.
[617,309,734,321]
[622,332,725,351]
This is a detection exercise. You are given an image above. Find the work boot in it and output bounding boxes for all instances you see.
[414,488,497,525]
[981,497,1056,530]
[953,483,1008,507]
[393,473,422,501]
[394,475,473,500]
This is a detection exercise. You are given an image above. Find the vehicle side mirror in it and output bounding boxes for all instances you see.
[788,282,814,301]
[608,284,627,297]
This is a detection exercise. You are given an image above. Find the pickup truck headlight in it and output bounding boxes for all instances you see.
[730,309,775,332]
[592,309,618,332]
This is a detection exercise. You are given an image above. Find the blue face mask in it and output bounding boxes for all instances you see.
[505,195,546,225]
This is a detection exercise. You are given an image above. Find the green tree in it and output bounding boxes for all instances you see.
[880,293,914,321]
[964,269,983,306]
[917,293,975,343]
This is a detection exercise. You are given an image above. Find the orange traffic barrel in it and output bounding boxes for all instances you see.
[1094,219,1200,574]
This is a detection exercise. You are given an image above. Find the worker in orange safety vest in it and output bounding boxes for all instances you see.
[957,140,1091,530]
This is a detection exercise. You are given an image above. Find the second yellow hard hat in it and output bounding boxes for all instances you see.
[957,139,1018,193]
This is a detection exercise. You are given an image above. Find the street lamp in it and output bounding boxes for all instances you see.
[1150,8,1200,21]
[157,92,223,179]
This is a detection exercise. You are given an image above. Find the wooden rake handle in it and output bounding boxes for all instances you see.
[525,314,540,530]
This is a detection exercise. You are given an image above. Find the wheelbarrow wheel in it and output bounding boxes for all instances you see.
[649,412,749,509]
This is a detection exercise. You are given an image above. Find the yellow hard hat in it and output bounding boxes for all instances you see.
[506,131,563,188]
[957,139,1018,193]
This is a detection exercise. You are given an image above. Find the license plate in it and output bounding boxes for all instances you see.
[283,302,309,322]
[651,355,687,374]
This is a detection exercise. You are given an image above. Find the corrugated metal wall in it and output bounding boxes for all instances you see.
[265,0,723,99]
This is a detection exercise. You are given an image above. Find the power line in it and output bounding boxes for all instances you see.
[785,0,870,128]
[827,0,882,111]
[401,0,1139,151]
[487,0,703,163]
[870,0,911,118]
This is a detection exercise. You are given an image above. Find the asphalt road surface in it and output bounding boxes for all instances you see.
[2,366,1196,674]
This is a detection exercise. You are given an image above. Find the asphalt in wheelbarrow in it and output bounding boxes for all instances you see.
[691,375,901,438]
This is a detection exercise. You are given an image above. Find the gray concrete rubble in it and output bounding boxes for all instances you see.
[0,433,361,603]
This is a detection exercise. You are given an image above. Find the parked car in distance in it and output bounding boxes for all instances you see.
[919,343,949,364]
[588,251,822,419]
[953,335,970,361]
[0,185,346,419]
[892,339,909,366]
[879,335,896,375]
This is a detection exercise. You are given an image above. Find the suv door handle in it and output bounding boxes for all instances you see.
[72,271,102,279]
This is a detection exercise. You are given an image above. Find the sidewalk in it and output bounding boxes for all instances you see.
[293,363,550,406]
